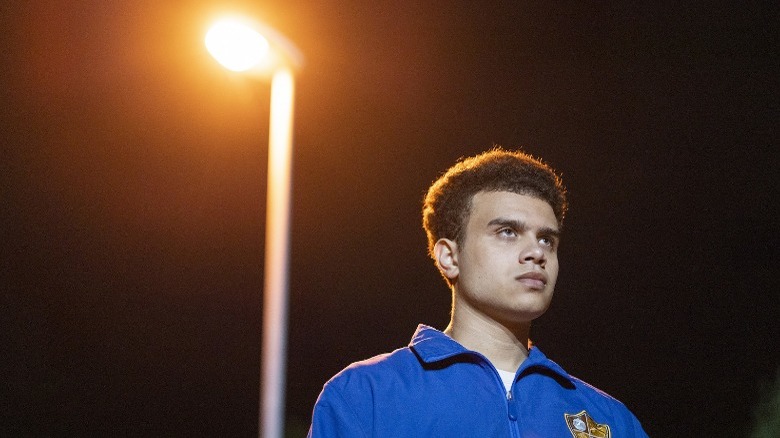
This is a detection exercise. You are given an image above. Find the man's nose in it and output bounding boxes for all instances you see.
[519,239,546,267]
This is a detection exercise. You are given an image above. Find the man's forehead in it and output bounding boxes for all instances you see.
[472,190,553,209]
[469,191,557,223]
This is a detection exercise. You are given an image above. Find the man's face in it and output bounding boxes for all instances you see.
[449,191,560,324]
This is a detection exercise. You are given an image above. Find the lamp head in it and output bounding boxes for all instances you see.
[205,17,303,75]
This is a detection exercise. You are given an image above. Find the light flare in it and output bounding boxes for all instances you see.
[205,19,269,72]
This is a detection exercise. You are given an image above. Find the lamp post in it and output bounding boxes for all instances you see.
[206,18,302,438]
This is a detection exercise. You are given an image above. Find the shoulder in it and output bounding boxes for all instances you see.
[568,374,632,409]
[309,347,423,437]
[528,348,630,409]
[565,374,648,436]
[526,348,648,436]
[321,346,419,395]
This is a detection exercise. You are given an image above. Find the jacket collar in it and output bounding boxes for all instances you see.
[409,323,572,383]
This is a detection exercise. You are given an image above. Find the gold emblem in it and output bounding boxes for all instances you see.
[564,410,611,438]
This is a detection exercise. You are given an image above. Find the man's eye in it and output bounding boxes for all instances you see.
[498,228,516,237]
[539,237,555,248]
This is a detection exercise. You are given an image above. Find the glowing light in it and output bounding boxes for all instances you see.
[205,17,300,437]
[205,19,270,72]
[261,68,295,438]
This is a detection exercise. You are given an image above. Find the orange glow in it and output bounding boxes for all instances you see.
[205,18,270,72]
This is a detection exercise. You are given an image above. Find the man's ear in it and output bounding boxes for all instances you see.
[434,238,459,281]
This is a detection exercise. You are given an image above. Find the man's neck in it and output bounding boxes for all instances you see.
[444,303,531,373]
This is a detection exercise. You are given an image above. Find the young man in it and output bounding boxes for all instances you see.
[308,148,648,437]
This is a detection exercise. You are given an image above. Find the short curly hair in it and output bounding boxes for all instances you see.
[422,147,567,259]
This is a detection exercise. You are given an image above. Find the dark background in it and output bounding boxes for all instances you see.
[2,1,778,436]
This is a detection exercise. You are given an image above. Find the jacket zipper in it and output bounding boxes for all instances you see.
[506,388,521,437]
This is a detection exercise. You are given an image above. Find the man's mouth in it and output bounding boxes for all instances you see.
[516,272,547,289]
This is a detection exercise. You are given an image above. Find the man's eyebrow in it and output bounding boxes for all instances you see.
[486,218,560,238]
[487,218,525,229]
[538,227,561,239]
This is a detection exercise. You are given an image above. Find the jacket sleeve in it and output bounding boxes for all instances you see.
[608,396,650,437]
[308,382,370,438]
[629,411,650,438]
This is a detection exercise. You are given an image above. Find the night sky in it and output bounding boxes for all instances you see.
[2,1,778,436]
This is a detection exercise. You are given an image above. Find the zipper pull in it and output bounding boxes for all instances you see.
[506,390,518,421]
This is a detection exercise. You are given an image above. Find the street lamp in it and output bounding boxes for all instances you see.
[206,17,302,438]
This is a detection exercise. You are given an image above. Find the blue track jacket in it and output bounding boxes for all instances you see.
[309,324,648,437]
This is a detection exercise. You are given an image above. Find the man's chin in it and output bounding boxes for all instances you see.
[492,306,550,326]
[509,303,552,322]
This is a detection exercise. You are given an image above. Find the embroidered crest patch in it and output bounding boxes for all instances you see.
[564,410,611,438]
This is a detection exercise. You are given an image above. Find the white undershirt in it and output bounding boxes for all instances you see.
[497,368,516,392]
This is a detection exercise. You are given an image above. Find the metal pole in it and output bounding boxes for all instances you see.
[260,68,295,438]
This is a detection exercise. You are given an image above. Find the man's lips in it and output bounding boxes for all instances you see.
[516,271,547,289]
